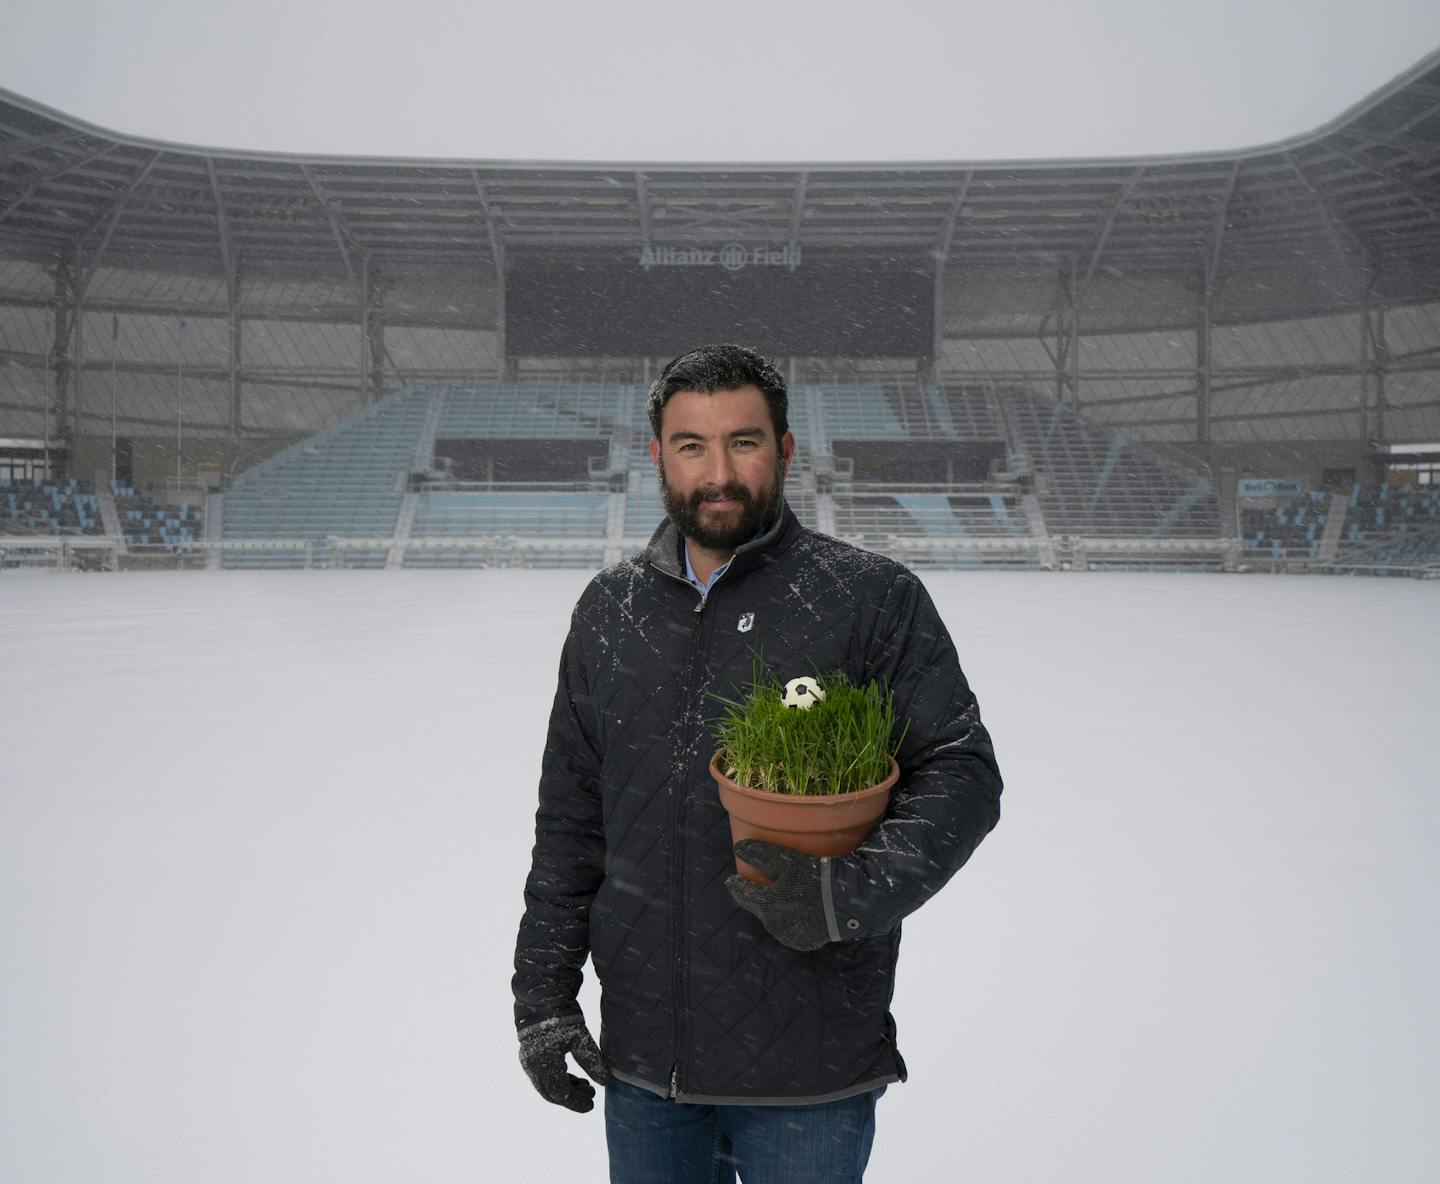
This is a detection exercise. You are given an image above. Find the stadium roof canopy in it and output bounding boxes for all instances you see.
[3,50,1440,283]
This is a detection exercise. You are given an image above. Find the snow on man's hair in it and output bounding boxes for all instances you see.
[646,343,789,442]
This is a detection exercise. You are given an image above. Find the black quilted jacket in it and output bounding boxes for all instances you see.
[513,500,1002,1104]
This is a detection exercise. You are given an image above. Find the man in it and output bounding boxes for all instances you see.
[514,344,1002,1183]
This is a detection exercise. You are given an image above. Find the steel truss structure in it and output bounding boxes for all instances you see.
[2,50,1439,463]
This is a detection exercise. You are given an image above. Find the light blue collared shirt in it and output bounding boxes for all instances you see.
[682,543,732,597]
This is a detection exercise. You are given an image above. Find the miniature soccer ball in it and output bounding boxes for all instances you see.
[782,676,826,710]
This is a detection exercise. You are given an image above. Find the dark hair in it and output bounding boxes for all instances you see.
[646,344,788,441]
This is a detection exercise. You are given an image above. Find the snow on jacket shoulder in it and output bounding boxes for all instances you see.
[513,499,1002,1104]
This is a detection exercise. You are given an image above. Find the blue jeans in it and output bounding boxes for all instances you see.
[604,1078,885,1184]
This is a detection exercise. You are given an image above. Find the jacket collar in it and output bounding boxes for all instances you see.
[643,497,800,583]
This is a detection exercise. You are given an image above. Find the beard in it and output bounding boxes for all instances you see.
[658,452,787,552]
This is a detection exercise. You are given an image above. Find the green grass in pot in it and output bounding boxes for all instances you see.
[709,658,908,797]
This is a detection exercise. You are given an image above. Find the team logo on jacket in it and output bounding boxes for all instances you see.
[737,612,755,633]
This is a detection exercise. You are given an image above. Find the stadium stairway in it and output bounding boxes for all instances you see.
[1318,493,1349,563]
[387,494,422,569]
[95,482,123,536]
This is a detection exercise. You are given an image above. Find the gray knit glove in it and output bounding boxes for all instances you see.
[725,839,833,952]
[518,1016,610,1112]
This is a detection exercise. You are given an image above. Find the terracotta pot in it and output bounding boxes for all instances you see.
[710,751,901,885]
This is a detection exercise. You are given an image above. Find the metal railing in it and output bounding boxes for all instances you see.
[6,532,1435,578]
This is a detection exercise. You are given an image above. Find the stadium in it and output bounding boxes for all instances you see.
[3,48,1439,576]
[3,38,1439,1184]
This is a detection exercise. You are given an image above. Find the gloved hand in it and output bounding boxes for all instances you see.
[725,839,833,953]
[518,1016,610,1112]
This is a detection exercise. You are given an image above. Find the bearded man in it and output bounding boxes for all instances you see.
[513,342,1002,1184]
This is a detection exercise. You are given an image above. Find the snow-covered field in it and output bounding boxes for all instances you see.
[2,569,1436,1183]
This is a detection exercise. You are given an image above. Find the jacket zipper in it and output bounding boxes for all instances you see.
[654,559,725,1101]
[670,583,707,1100]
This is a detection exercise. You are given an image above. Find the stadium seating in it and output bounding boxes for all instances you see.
[1329,528,1440,574]
[110,482,205,551]
[940,384,1007,440]
[205,378,1231,571]
[220,388,433,567]
[814,383,908,439]
[998,387,1219,538]
[1308,482,1440,574]
[623,443,665,540]
[0,478,101,537]
[402,490,608,568]
[1231,482,1440,571]
[1240,490,1332,561]
[1341,482,1440,546]
[831,493,1025,541]
[437,381,630,439]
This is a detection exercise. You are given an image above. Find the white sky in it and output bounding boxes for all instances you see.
[3,0,1440,161]
[2,569,1438,1182]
